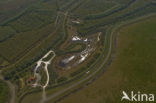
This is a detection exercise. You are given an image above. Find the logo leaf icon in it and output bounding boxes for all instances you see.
[121,91,131,101]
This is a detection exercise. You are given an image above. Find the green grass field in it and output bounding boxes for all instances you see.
[0,0,58,61]
[0,81,9,103]
[71,0,116,17]
[77,0,156,35]
[0,0,156,103]
[0,0,39,25]
[58,16,156,103]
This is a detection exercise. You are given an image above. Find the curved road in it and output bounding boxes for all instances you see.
[0,70,15,103]
[40,26,115,103]
[49,13,156,103]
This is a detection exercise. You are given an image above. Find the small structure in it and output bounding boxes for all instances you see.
[59,56,75,68]
[84,39,88,42]
[86,71,90,74]
[59,61,66,67]
[36,66,41,73]
[27,77,35,84]
[72,36,81,41]
[31,64,37,72]
[72,20,80,24]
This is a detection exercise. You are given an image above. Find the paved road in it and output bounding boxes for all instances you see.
[49,13,156,103]
[32,50,56,102]
[40,27,115,103]
[6,80,15,103]
[0,71,15,103]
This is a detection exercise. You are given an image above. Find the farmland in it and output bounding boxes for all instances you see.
[0,81,9,103]
[58,15,156,103]
[0,0,39,25]
[0,0,155,103]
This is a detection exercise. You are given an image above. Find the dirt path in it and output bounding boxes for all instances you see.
[6,80,15,103]
[32,50,56,103]
[38,27,114,103]
[50,13,156,103]
[0,70,15,103]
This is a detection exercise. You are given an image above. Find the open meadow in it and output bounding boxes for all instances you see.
[58,15,156,103]
[0,0,156,103]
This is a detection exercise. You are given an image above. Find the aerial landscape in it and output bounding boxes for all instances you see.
[0,0,156,103]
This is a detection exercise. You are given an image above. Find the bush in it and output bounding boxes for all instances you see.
[70,67,86,77]
[57,77,67,83]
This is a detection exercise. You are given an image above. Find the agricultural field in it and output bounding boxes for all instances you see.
[58,15,156,103]
[0,0,155,103]
[0,0,58,62]
[0,81,9,103]
[0,0,39,25]
[69,0,117,17]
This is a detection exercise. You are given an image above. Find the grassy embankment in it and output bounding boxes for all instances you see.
[0,81,9,103]
[77,0,156,35]
[58,16,156,103]
[18,1,156,102]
